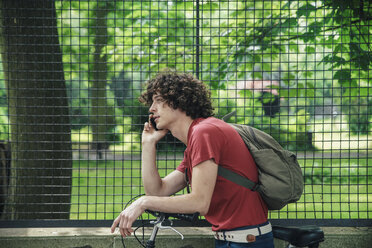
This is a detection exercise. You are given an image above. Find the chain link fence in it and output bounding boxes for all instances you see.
[0,0,371,226]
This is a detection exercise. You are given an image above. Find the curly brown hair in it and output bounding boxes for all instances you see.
[139,71,214,119]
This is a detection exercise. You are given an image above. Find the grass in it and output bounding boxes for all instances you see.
[70,159,179,220]
[65,114,372,220]
[70,158,372,220]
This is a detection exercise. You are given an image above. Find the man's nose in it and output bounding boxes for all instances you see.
[149,102,155,112]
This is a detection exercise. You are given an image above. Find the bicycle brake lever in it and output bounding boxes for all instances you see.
[150,214,166,225]
[158,223,184,240]
[153,218,184,240]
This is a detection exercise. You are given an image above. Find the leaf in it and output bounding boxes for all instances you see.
[342,86,359,97]
[297,3,317,18]
[305,89,315,97]
[300,32,315,43]
[304,70,314,78]
[334,44,348,53]
[200,2,219,11]
[289,88,298,98]
[320,54,346,67]
[281,17,298,29]
[349,42,372,71]
[300,21,323,42]
[281,0,295,10]
[359,87,372,97]
[334,70,352,86]
[289,42,299,53]
[305,46,315,54]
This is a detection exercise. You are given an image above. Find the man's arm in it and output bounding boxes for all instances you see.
[141,141,186,196]
[142,159,217,215]
[111,159,218,237]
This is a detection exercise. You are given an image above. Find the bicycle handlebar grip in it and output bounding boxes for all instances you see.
[145,209,161,217]
[167,212,199,223]
[146,210,199,223]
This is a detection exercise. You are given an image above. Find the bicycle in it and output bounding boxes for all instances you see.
[125,210,325,248]
[272,225,324,248]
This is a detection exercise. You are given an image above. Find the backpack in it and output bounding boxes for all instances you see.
[218,119,304,210]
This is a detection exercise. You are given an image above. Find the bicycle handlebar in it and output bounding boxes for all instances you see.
[146,210,199,223]
[166,212,200,223]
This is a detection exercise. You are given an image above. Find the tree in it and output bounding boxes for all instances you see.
[0,0,72,219]
[89,1,115,151]
[222,0,371,134]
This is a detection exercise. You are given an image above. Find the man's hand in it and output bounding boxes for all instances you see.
[141,114,168,145]
[110,197,146,237]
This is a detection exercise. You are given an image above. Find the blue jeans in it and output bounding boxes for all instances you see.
[215,223,275,248]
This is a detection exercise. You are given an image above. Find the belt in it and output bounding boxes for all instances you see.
[214,222,272,243]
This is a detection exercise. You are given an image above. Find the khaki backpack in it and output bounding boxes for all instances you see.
[218,122,304,210]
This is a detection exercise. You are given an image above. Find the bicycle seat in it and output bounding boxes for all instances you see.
[272,225,324,247]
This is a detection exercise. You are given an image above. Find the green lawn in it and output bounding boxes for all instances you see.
[70,158,372,220]
[70,159,175,220]
[311,116,371,152]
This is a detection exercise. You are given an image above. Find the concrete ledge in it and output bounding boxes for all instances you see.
[0,226,371,248]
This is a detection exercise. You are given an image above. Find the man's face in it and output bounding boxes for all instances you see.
[149,94,177,130]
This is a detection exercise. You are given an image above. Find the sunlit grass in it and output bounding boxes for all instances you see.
[69,117,371,220]
[310,116,371,152]
[269,184,371,219]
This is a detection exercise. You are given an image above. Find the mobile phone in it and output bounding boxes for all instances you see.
[150,117,159,131]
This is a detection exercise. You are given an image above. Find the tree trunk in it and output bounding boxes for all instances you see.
[0,0,72,219]
[90,2,115,151]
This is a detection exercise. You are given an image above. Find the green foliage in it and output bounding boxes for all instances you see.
[105,1,196,76]
[342,96,372,135]
[214,90,314,151]
[52,0,372,147]
[66,79,90,130]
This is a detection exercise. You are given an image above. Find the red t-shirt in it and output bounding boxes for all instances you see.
[177,117,268,231]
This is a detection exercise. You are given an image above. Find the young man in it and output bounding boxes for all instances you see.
[111,71,274,248]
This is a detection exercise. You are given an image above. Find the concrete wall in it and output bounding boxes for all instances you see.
[0,226,371,248]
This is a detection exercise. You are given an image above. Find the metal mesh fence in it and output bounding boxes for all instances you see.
[0,0,371,226]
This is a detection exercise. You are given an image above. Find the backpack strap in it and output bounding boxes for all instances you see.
[217,166,260,191]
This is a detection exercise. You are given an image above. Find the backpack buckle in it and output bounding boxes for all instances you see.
[252,184,260,192]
